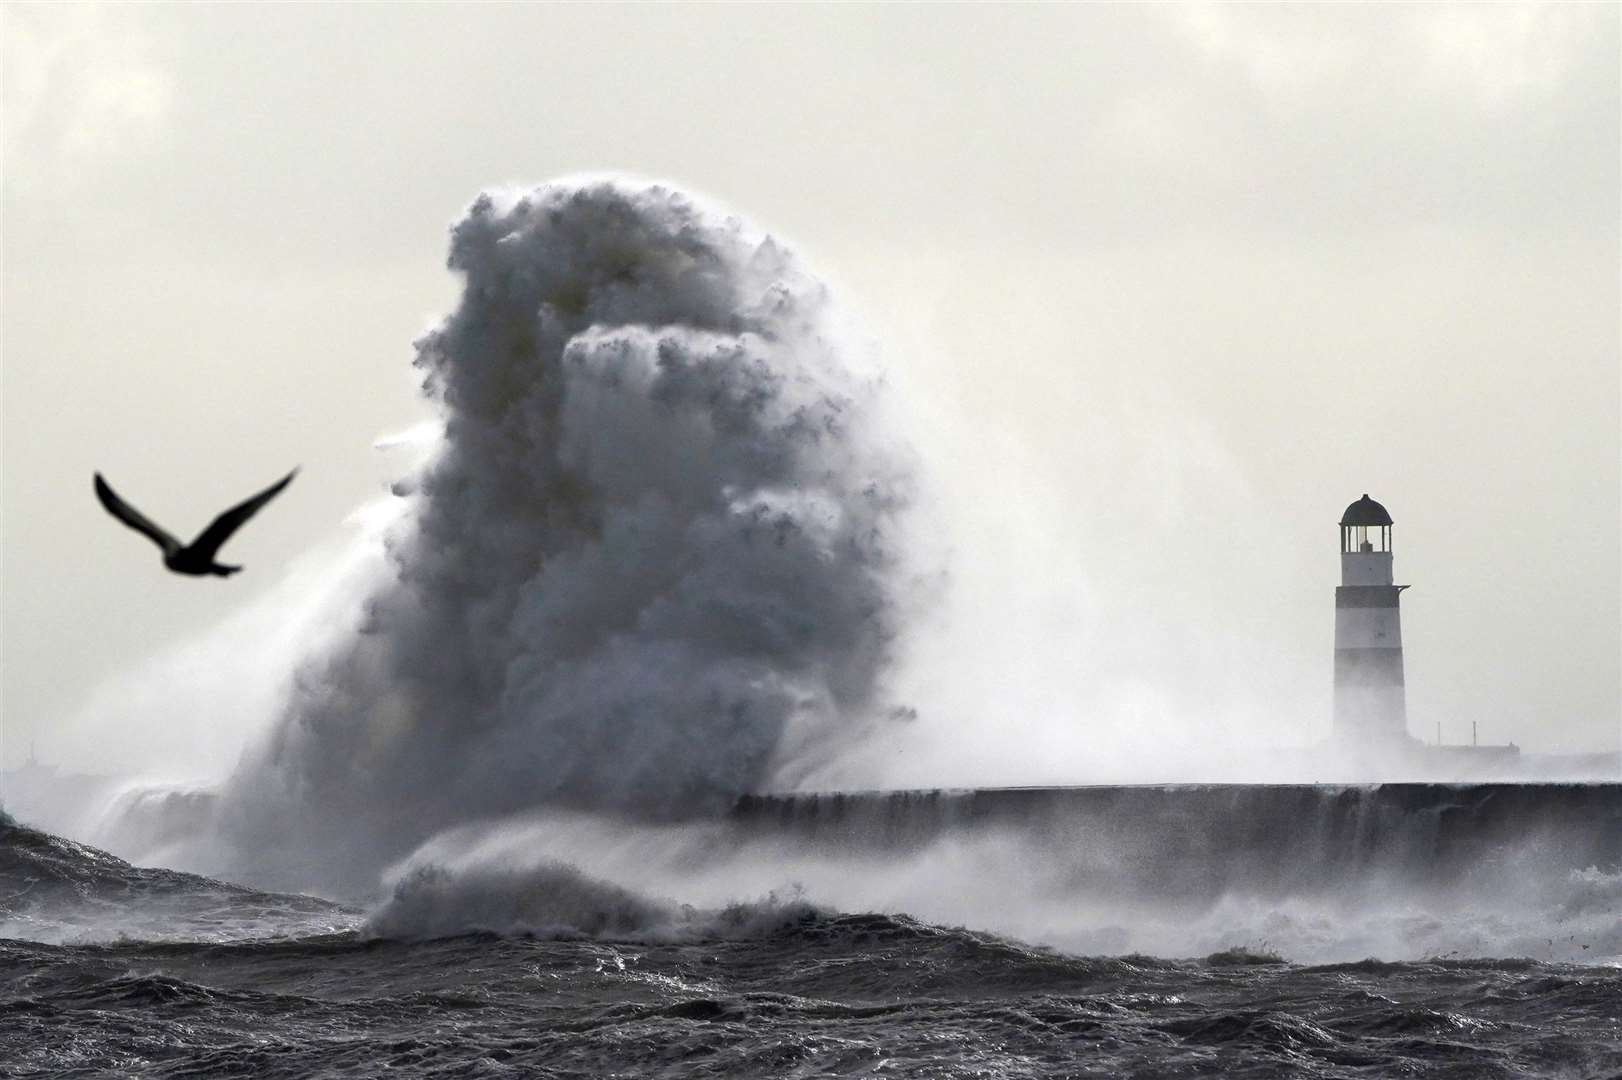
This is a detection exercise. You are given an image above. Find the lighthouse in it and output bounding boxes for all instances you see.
[1333,494,1413,745]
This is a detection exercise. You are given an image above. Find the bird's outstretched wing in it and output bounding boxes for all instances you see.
[94,473,182,556]
[190,468,298,559]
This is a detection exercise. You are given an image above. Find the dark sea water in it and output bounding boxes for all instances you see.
[4,801,1621,1080]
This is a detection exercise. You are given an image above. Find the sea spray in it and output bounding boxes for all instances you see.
[211,181,914,895]
[356,793,1622,963]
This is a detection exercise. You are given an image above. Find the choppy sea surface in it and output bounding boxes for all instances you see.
[4,805,1620,1080]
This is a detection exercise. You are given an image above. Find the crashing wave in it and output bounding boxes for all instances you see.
[203,180,914,895]
[363,859,824,943]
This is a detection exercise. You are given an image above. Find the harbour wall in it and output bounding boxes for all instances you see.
[732,783,1622,903]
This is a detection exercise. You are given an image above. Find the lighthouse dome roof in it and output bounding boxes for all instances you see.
[1340,494,1393,526]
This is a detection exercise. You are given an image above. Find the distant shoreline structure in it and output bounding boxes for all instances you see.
[739,772,1622,803]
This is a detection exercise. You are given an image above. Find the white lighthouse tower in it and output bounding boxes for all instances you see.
[1333,494,1413,745]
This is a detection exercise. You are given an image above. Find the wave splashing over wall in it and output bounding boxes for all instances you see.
[216,181,911,894]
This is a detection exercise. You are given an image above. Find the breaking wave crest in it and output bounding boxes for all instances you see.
[205,180,913,895]
[363,860,824,943]
[0,812,355,945]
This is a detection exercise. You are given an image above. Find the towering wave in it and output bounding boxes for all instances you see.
[212,181,913,894]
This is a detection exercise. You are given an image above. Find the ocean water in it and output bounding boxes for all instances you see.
[5,795,1620,1080]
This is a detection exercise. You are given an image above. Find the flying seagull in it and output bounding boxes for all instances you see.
[93,469,297,577]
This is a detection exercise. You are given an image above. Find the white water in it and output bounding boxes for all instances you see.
[177,180,920,894]
[365,805,1622,964]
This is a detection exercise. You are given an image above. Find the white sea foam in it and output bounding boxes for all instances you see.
[359,802,1622,963]
[198,180,914,895]
[362,857,821,943]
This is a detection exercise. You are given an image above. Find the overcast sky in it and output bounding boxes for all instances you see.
[3,3,1617,779]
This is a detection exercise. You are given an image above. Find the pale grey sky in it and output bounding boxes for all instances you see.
[2,3,1617,779]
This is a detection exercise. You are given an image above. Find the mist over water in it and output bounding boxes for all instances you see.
[200,181,915,894]
[352,785,1620,966]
